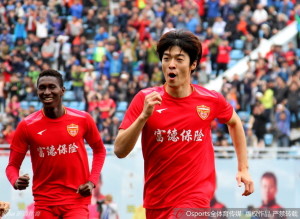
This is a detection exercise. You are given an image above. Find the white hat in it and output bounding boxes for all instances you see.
[57,35,69,42]
[120,73,129,80]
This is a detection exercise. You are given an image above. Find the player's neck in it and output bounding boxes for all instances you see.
[164,83,193,98]
[42,106,66,119]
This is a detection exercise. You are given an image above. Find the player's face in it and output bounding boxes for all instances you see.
[162,46,196,89]
[261,177,277,204]
[37,76,65,108]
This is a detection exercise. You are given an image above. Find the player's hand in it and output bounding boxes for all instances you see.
[141,91,162,119]
[0,201,10,217]
[77,181,94,197]
[14,174,30,190]
[236,170,254,196]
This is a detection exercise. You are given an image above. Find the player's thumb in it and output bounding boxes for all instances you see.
[23,174,30,180]
[236,175,242,187]
[78,184,87,191]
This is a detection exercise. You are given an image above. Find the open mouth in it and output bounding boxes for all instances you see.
[43,97,54,102]
[168,73,176,78]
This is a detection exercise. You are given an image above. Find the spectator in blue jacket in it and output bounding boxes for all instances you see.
[107,51,123,78]
[278,0,294,17]
[14,18,27,40]
[275,104,290,147]
[94,27,109,42]
[69,0,83,19]
[0,28,14,48]
[206,0,220,26]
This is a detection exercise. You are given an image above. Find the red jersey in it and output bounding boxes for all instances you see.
[285,50,296,65]
[120,85,233,209]
[10,107,102,205]
[200,40,210,63]
[98,98,116,119]
[259,200,285,219]
[216,45,231,64]
[259,199,284,209]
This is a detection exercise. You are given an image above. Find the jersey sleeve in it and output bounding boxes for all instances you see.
[84,113,102,145]
[10,120,30,154]
[6,149,27,187]
[119,91,145,130]
[215,92,233,124]
[88,140,106,186]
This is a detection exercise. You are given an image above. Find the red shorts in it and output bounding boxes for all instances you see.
[146,207,174,219]
[34,204,88,219]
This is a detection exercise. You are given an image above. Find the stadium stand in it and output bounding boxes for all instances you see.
[0,0,299,149]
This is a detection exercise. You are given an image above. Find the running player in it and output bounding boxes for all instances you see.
[114,30,254,218]
[6,69,106,219]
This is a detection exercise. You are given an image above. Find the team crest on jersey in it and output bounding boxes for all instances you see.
[197,105,210,120]
[67,124,79,137]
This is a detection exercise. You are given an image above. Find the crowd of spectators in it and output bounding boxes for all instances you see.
[0,0,299,148]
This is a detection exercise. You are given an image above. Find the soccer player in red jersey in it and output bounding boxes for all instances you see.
[6,69,106,219]
[114,30,254,218]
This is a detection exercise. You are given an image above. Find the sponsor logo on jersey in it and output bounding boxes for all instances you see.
[197,105,210,120]
[67,124,79,137]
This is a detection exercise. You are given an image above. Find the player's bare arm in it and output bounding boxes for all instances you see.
[114,92,162,158]
[14,174,30,190]
[226,111,254,196]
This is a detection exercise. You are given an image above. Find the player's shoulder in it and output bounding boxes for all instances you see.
[272,203,284,209]
[140,86,165,96]
[193,84,221,99]
[23,110,44,125]
[65,107,89,118]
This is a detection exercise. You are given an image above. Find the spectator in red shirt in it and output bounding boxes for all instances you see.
[98,92,116,120]
[2,123,15,144]
[8,95,20,119]
[285,42,297,66]
[216,40,231,77]
[236,15,249,37]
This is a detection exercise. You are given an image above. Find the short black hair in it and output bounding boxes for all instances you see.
[261,172,277,187]
[37,69,64,87]
[156,30,202,73]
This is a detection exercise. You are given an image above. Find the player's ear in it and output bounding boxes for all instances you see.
[61,86,66,94]
[191,61,197,71]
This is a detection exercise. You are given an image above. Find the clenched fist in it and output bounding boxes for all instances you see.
[14,174,30,190]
